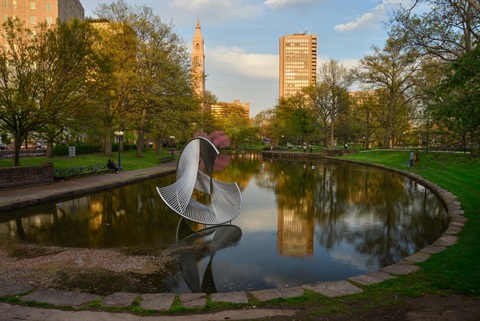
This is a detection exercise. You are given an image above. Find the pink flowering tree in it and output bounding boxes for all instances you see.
[209,131,231,149]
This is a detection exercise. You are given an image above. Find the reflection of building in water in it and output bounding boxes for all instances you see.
[277,201,314,257]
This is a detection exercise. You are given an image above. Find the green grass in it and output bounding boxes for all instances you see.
[0,149,174,170]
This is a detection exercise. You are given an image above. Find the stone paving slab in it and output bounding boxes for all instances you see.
[420,244,447,254]
[211,291,249,304]
[404,252,431,263]
[140,293,176,311]
[381,262,420,275]
[21,288,100,307]
[0,303,296,321]
[450,215,468,223]
[302,280,363,298]
[102,292,139,307]
[250,287,304,302]
[347,271,396,286]
[445,224,463,234]
[433,234,458,247]
[178,293,207,308]
[0,304,76,321]
[0,282,34,297]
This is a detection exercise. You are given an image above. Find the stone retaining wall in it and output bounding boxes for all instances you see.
[262,150,358,160]
[0,163,54,189]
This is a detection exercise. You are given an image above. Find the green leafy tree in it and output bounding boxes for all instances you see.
[355,37,422,148]
[94,0,200,157]
[433,45,480,153]
[0,18,98,165]
[276,92,316,148]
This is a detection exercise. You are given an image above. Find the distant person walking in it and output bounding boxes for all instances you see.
[415,152,419,166]
[409,151,414,168]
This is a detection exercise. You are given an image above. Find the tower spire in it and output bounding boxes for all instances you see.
[192,19,205,99]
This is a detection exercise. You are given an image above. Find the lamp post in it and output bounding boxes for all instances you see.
[115,131,124,167]
[169,136,175,156]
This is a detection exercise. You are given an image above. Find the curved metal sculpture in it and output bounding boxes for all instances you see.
[157,137,243,225]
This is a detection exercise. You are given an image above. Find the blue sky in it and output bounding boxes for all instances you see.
[81,1,413,116]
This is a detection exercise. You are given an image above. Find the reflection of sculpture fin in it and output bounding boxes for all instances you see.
[201,258,217,294]
[157,137,243,225]
[178,250,201,293]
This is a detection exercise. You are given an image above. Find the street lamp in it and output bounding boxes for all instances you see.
[115,131,124,167]
[169,136,175,156]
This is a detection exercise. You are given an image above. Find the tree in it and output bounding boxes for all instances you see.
[0,18,98,165]
[432,44,480,152]
[209,130,231,149]
[390,0,479,61]
[276,92,316,149]
[317,60,353,150]
[93,0,200,157]
[355,37,422,148]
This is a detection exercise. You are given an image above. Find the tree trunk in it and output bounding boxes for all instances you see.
[136,129,144,158]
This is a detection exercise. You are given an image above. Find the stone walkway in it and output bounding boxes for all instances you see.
[0,162,466,320]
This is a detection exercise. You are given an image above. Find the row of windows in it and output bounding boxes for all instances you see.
[4,14,52,24]
[285,38,314,43]
[286,61,307,65]
[3,1,53,10]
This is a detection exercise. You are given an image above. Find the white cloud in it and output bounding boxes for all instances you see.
[170,0,264,21]
[207,46,278,79]
[317,56,360,70]
[264,0,315,9]
[334,4,386,32]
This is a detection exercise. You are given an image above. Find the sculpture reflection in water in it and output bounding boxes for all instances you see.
[174,219,242,294]
[157,137,243,225]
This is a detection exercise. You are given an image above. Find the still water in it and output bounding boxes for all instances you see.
[0,153,448,294]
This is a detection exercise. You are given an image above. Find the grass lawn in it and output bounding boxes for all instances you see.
[0,149,173,171]
[339,150,480,296]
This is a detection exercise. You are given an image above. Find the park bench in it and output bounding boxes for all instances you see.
[159,155,175,163]
[54,164,114,179]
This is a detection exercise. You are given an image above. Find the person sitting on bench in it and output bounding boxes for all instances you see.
[107,159,120,173]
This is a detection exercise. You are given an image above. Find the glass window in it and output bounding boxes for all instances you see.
[46,3,52,10]
[30,2,35,10]
[46,17,53,24]
[3,0,7,8]
[30,16,36,24]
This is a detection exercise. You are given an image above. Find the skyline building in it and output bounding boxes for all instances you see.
[210,99,250,120]
[0,0,84,36]
[279,33,318,98]
[191,18,205,99]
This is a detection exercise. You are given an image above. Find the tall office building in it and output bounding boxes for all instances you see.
[191,19,205,99]
[279,33,317,98]
[1,0,84,28]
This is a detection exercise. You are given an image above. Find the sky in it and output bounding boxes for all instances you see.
[80,0,413,116]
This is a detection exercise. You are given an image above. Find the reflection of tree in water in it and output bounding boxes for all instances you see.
[251,158,447,268]
[213,152,263,192]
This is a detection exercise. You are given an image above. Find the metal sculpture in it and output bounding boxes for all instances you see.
[157,137,243,225]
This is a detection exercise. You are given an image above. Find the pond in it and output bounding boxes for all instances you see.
[0,153,448,295]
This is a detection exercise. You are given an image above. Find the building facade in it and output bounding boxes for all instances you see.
[191,19,205,99]
[279,33,317,98]
[1,0,84,28]
[210,100,250,120]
